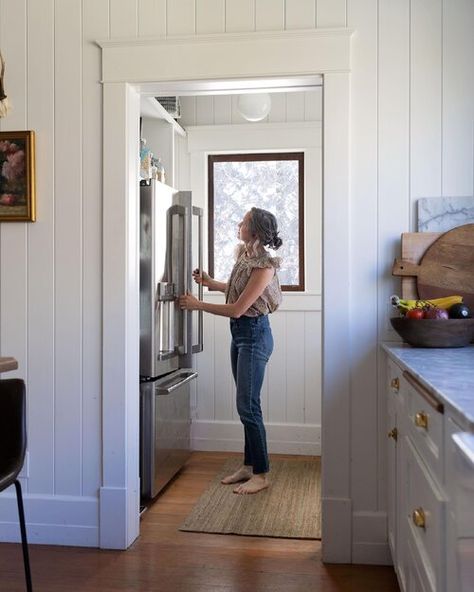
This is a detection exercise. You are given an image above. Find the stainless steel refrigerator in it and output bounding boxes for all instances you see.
[139,180,203,500]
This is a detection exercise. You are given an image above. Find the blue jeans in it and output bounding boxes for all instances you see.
[230,315,274,474]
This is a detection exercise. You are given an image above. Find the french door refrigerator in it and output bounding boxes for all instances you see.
[139,180,203,500]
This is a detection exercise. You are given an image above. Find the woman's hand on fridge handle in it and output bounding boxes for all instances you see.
[192,268,211,287]
[178,292,202,311]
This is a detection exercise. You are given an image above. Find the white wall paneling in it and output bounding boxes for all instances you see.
[317,0,347,28]
[81,0,108,499]
[442,0,474,196]
[138,0,166,38]
[267,93,287,123]
[54,0,83,497]
[110,0,138,38]
[195,96,214,126]
[179,89,322,127]
[285,92,306,122]
[410,0,443,227]
[192,420,320,455]
[256,0,285,31]
[225,0,255,33]
[196,0,225,34]
[285,0,316,30]
[24,0,56,497]
[167,0,196,36]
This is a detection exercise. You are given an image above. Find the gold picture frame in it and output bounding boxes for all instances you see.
[0,130,36,222]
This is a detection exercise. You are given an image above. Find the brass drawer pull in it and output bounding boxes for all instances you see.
[412,507,426,529]
[390,377,400,392]
[414,411,428,430]
[388,427,398,441]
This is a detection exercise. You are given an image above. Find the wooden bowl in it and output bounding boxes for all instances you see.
[390,317,474,348]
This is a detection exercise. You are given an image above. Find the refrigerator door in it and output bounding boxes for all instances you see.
[140,369,196,499]
[140,181,189,378]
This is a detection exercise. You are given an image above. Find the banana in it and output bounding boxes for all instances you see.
[390,294,463,313]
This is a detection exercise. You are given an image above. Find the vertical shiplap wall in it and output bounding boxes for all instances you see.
[178,90,323,126]
[0,0,472,551]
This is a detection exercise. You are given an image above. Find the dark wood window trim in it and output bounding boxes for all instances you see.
[208,152,305,291]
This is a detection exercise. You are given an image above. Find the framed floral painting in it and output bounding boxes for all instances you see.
[0,130,36,221]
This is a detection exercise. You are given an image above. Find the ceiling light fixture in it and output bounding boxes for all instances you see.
[237,93,272,122]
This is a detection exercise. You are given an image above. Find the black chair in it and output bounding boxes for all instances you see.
[0,378,33,592]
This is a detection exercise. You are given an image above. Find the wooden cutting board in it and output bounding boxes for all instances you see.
[392,223,474,308]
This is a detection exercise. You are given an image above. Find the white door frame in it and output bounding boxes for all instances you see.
[98,28,353,562]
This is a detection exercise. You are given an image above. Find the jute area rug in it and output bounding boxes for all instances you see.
[179,457,321,539]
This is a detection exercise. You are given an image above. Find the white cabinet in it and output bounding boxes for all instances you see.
[385,356,472,592]
[140,96,188,190]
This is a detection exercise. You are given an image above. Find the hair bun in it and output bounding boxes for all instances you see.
[272,236,283,250]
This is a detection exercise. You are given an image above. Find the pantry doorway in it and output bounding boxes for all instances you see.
[98,28,352,562]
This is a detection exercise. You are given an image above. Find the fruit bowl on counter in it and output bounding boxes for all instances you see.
[390,317,474,348]
[390,295,474,348]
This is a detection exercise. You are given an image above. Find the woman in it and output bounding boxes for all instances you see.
[179,207,283,495]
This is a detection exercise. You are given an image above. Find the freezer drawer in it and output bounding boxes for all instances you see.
[140,369,196,500]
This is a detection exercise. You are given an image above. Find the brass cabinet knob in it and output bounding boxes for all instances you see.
[390,377,400,392]
[414,411,428,430]
[388,427,398,441]
[412,507,426,528]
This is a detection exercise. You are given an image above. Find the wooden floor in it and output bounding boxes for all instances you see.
[0,452,400,591]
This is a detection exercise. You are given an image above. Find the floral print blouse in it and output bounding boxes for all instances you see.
[225,245,283,317]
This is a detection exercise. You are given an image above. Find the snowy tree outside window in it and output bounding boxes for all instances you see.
[209,153,304,290]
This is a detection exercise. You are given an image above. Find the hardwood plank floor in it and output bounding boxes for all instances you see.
[0,452,400,591]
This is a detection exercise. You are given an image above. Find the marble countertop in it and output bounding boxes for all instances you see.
[382,343,474,430]
[0,357,18,373]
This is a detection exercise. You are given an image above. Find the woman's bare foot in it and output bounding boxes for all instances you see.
[221,465,252,484]
[233,473,269,494]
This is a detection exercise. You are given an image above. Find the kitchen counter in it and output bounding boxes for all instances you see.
[382,343,474,430]
[0,357,18,373]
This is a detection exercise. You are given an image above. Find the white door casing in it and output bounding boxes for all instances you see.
[98,28,353,562]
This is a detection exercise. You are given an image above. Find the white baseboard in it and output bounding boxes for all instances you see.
[0,491,99,547]
[322,496,352,563]
[352,542,393,565]
[191,420,321,455]
[352,511,392,565]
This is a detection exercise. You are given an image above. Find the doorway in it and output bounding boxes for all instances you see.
[138,82,323,536]
[98,29,352,562]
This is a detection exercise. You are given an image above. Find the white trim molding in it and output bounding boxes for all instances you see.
[100,28,353,562]
[0,494,99,547]
[97,29,353,84]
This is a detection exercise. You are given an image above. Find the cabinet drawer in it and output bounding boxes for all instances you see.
[404,371,444,484]
[404,436,446,592]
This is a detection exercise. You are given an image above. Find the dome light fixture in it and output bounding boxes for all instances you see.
[237,93,272,122]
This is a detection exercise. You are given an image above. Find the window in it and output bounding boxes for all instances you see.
[208,152,304,291]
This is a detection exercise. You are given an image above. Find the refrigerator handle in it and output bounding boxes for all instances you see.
[181,207,189,355]
[168,204,188,356]
[192,206,204,354]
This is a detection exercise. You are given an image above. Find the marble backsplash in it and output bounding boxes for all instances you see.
[417,196,474,232]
